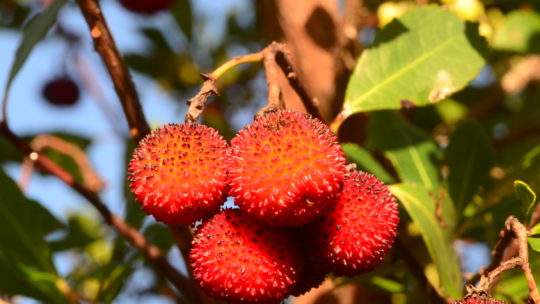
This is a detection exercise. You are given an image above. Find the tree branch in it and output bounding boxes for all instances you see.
[0,122,200,304]
[75,0,149,141]
[467,216,540,303]
[186,42,321,123]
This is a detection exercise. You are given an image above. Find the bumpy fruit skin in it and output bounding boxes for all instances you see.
[118,0,175,14]
[42,77,80,106]
[190,209,302,303]
[452,295,508,304]
[228,110,346,227]
[307,170,399,277]
[128,123,228,225]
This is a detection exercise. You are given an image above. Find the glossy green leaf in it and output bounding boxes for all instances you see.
[528,237,540,252]
[343,5,486,116]
[2,0,68,113]
[0,168,60,272]
[514,180,537,225]
[492,10,540,53]
[390,183,461,298]
[341,143,395,184]
[530,223,540,237]
[368,111,442,190]
[446,120,495,212]
[0,252,68,303]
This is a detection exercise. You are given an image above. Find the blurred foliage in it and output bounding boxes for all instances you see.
[2,0,540,303]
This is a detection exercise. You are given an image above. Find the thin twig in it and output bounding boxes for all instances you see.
[75,0,149,141]
[31,134,106,192]
[467,216,540,303]
[185,52,264,124]
[255,45,284,118]
[74,2,206,302]
[271,43,321,120]
[0,122,199,304]
[185,42,321,124]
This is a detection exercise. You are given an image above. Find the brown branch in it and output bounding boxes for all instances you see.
[467,216,540,304]
[185,53,264,124]
[31,135,106,192]
[272,43,322,121]
[186,42,321,123]
[75,0,149,142]
[74,2,207,302]
[0,122,199,304]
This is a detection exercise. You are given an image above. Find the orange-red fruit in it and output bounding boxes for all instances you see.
[128,124,228,225]
[118,0,175,14]
[308,170,399,277]
[452,295,508,304]
[228,110,346,227]
[190,209,303,303]
[42,77,80,106]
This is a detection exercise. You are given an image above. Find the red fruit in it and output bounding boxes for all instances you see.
[190,209,303,303]
[118,0,175,14]
[228,110,346,227]
[128,123,228,225]
[42,77,80,106]
[452,294,507,304]
[308,170,399,277]
[289,231,329,297]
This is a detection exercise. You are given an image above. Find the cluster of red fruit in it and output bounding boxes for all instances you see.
[128,110,399,303]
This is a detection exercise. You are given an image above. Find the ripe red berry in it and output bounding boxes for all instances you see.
[307,170,399,277]
[118,0,175,14]
[190,209,303,303]
[42,77,80,106]
[228,110,346,227]
[452,294,508,304]
[128,124,228,225]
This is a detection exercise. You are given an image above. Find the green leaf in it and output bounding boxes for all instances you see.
[446,120,495,213]
[368,111,442,190]
[343,5,486,116]
[341,143,395,184]
[0,168,61,273]
[492,10,540,53]
[2,0,68,112]
[171,0,192,39]
[390,183,461,298]
[514,180,538,225]
[528,237,540,252]
[143,224,174,252]
[0,252,68,303]
[530,223,540,237]
[50,214,102,252]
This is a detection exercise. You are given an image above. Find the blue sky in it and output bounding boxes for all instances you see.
[1,0,249,302]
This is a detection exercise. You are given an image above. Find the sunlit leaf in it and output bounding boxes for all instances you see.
[492,10,540,53]
[528,237,540,252]
[343,5,486,116]
[446,120,495,212]
[341,142,395,184]
[390,183,461,298]
[368,111,442,190]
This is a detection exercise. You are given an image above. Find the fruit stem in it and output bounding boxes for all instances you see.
[210,53,264,80]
